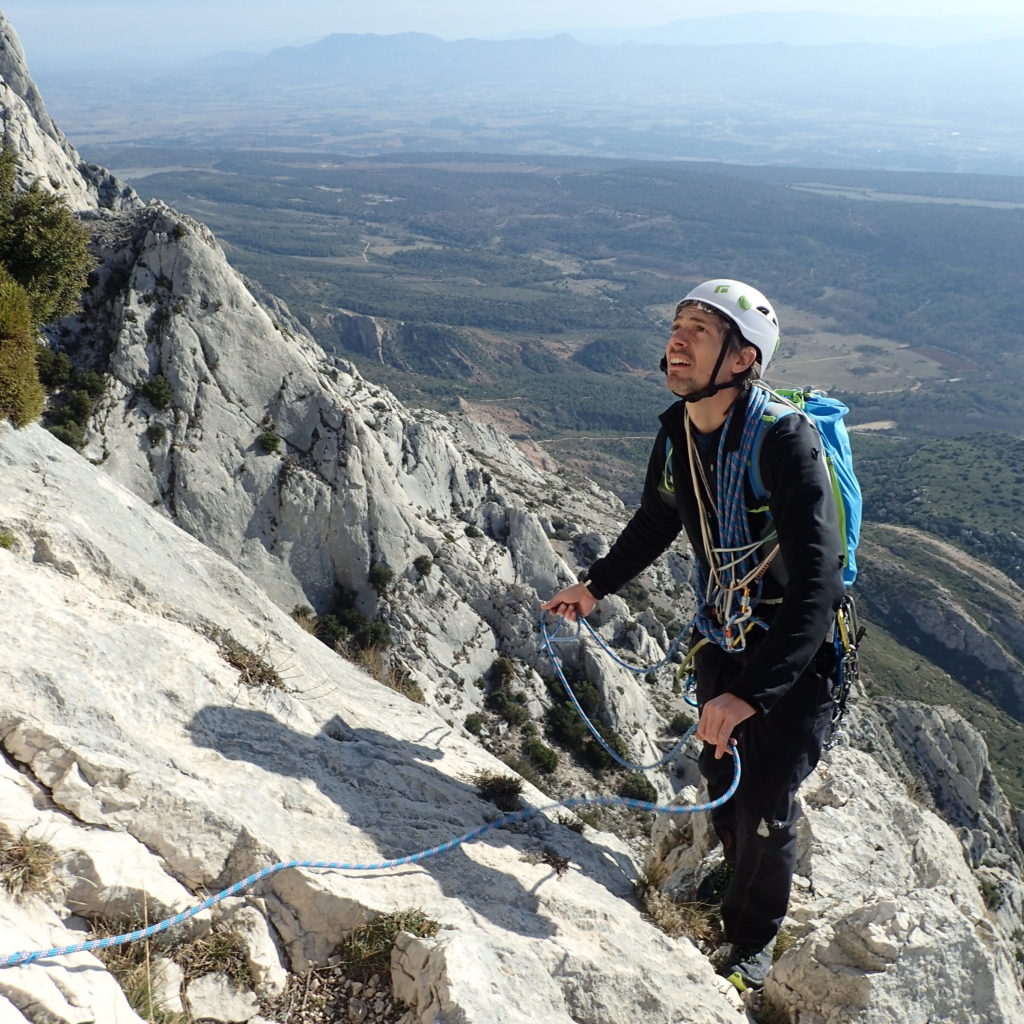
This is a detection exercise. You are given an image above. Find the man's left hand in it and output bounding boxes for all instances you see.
[696,693,757,759]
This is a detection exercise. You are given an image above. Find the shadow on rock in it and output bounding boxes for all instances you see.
[189,705,560,938]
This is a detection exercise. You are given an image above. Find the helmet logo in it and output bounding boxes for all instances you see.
[713,284,730,294]
[738,295,752,311]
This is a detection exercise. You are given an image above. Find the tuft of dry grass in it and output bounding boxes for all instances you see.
[290,605,319,634]
[0,824,61,901]
[176,928,252,987]
[634,861,722,947]
[334,910,440,983]
[210,627,289,692]
[99,943,189,1024]
[353,645,425,704]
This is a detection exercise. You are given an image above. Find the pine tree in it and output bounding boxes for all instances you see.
[0,147,93,428]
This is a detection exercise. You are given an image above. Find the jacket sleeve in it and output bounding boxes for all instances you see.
[584,430,683,599]
[727,414,845,714]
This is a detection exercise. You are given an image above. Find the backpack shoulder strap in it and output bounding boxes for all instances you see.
[749,401,797,504]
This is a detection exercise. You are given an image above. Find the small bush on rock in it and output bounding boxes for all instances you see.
[367,562,394,595]
[138,374,173,410]
[618,772,658,804]
[473,770,523,811]
[258,430,281,453]
[522,736,559,774]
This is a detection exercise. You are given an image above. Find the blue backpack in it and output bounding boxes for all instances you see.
[749,387,861,587]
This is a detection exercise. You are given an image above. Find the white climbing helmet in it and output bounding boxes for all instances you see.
[675,279,780,373]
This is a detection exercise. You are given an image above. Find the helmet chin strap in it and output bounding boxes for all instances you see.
[680,377,743,403]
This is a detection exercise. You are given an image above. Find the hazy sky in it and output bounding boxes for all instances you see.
[4,1,1024,68]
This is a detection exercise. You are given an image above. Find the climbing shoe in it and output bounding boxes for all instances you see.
[694,860,734,905]
[711,939,775,991]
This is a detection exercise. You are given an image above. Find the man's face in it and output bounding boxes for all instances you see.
[664,305,730,397]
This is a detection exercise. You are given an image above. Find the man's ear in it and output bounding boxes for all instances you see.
[734,344,758,373]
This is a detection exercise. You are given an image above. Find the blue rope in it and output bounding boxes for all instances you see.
[0,743,740,969]
[540,613,695,771]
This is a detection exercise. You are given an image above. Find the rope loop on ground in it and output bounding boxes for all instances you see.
[0,740,739,969]
[540,612,697,771]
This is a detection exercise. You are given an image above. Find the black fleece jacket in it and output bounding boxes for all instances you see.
[585,392,845,714]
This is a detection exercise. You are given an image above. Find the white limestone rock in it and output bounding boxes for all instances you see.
[152,957,186,1015]
[185,972,260,1023]
[212,900,288,997]
[0,16,139,212]
[763,890,1021,1024]
[0,423,741,1024]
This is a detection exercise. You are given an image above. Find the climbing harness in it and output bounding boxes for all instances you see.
[0,741,740,970]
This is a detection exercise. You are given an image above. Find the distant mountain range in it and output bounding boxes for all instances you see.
[36,24,1024,173]
[560,12,1024,48]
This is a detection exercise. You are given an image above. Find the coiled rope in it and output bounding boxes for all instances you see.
[0,742,740,969]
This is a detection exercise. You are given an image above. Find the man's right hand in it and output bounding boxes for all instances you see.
[540,582,599,623]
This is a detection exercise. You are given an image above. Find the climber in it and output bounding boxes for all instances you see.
[541,279,845,990]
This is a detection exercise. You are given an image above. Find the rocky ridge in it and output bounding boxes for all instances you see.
[1,12,1023,1023]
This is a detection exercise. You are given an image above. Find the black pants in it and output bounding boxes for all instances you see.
[695,638,836,948]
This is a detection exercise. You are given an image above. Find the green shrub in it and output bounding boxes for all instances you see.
[545,697,627,771]
[522,736,559,774]
[146,423,166,446]
[464,711,486,735]
[138,374,173,410]
[0,531,14,549]
[75,369,106,400]
[47,421,84,449]
[669,712,694,735]
[360,619,391,648]
[0,147,93,330]
[584,723,629,771]
[486,689,529,727]
[35,345,72,389]
[368,562,394,595]
[315,587,391,653]
[545,701,591,749]
[490,656,516,687]
[464,524,483,538]
[53,389,92,425]
[0,268,44,426]
[258,429,281,453]
[413,554,433,577]
[499,754,545,792]
[618,772,658,803]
